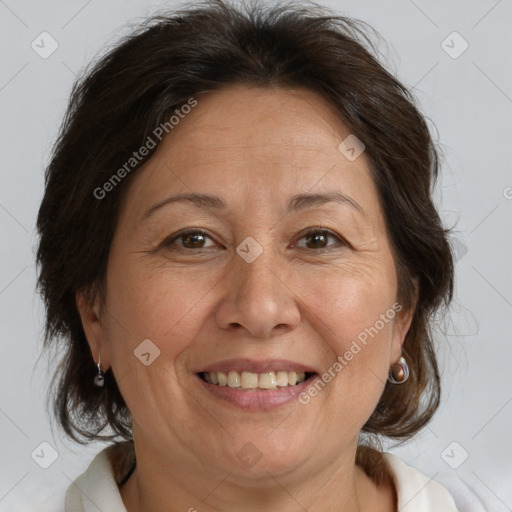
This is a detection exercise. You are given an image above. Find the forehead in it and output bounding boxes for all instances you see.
[120,84,382,224]
[161,85,356,168]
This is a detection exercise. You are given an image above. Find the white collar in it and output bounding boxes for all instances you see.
[383,452,459,511]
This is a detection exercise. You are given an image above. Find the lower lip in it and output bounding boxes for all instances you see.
[195,374,317,410]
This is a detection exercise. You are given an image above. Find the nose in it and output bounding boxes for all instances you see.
[214,246,301,338]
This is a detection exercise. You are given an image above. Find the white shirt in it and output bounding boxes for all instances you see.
[64,442,484,511]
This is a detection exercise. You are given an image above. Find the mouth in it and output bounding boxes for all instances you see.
[197,370,317,391]
[194,358,319,410]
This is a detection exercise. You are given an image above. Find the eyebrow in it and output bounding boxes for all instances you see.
[142,191,365,220]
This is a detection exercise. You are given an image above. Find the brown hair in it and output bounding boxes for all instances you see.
[36,0,453,476]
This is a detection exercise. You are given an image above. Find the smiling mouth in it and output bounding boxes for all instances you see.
[198,370,317,390]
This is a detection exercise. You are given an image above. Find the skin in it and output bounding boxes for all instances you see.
[77,84,415,512]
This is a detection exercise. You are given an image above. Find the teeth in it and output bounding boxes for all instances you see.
[276,371,288,386]
[227,371,241,388]
[218,371,228,386]
[241,371,258,389]
[202,370,308,389]
[259,371,276,389]
[288,371,298,386]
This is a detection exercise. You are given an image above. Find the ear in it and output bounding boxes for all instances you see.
[390,280,418,364]
[76,288,111,370]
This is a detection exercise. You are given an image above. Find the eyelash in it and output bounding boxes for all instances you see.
[161,226,348,252]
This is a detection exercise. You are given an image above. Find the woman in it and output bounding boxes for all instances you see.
[36,1,475,510]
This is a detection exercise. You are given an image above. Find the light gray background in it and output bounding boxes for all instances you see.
[1,0,511,510]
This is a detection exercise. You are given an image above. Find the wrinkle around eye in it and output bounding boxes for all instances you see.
[350,235,380,253]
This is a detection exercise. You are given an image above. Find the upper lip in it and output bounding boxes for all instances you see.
[197,358,317,374]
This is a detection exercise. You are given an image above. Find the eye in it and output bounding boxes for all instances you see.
[160,227,346,252]
[293,227,346,250]
[162,229,217,250]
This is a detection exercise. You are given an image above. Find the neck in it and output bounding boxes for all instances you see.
[119,434,395,512]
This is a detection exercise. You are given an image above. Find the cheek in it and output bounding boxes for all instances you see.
[305,261,397,343]
[296,270,399,434]
[101,262,219,423]
[104,260,218,366]
[298,259,398,391]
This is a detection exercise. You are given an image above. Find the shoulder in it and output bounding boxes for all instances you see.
[383,452,490,512]
[65,442,134,512]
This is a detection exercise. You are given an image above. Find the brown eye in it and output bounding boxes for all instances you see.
[294,228,345,250]
[163,229,217,250]
[181,233,207,248]
[304,232,329,249]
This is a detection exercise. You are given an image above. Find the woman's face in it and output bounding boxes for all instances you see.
[79,84,413,480]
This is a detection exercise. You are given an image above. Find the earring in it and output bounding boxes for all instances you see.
[388,356,409,384]
[93,353,105,387]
